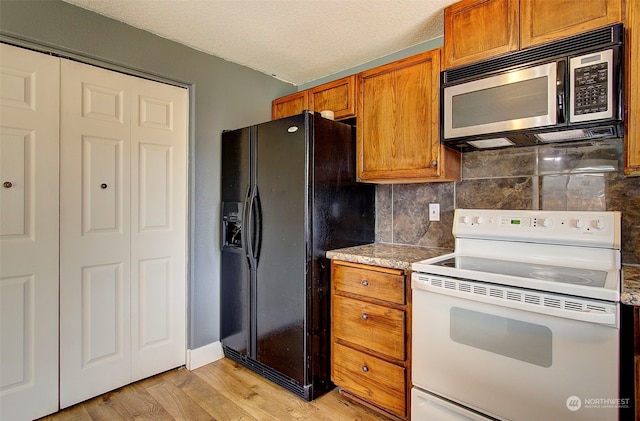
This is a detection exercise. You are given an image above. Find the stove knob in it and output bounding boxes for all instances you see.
[542,218,553,228]
[594,218,606,230]
[475,216,485,224]
[575,218,586,229]
[462,216,471,224]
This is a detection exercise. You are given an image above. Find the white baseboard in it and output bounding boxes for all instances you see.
[186,341,224,370]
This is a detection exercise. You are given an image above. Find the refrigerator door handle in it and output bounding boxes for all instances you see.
[253,188,262,264]
[243,185,256,268]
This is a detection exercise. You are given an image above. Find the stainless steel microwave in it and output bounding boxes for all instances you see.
[441,24,624,151]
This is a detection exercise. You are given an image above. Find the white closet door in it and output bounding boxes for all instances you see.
[0,44,60,420]
[59,59,133,407]
[59,59,187,408]
[130,77,187,381]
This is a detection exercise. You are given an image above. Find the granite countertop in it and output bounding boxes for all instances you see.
[326,243,452,271]
[327,243,640,306]
[622,265,640,306]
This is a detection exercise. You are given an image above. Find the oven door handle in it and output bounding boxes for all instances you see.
[412,276,618,327]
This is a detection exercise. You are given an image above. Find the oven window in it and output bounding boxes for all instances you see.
[450,307,552,367]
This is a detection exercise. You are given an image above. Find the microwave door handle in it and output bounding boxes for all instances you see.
[556,60,566,124]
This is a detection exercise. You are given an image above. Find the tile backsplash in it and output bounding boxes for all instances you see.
[375,138,640,264]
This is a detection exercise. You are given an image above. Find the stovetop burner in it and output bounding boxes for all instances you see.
[412,209,621,302]
[433,256,607,287]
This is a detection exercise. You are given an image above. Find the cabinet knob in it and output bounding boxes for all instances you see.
[3,181,12,188]
[430,160,438,168]
[361,365,369,373]
[100,183,108,189]
[361,280,369,287]
[361,313,368,320]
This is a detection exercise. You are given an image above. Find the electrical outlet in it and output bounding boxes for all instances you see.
[429,203,440,221]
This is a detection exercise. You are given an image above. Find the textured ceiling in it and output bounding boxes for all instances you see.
[62,0,457,85]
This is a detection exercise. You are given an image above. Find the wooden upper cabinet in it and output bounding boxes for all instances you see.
[520,0,623,48]
[271,75,357,121]
[357,48,460,183]
[625,0,640,175]
[271,91,308,120]
[443,0,622,69]
[309,75,357,120]
[443,0,519,69]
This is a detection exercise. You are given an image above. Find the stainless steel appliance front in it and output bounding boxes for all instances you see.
[441,24,623,151]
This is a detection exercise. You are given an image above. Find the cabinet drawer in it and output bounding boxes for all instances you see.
[333,295,405,360]
[333,262,405,305]
[332,342,406,417]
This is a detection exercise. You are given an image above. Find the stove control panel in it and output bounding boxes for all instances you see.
[454,209,621,248]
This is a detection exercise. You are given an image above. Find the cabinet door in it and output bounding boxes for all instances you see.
[625,0,640,175]
[0,43,60,421]
[443,0,519,69]
[520,0,622,49]
[271,91,308,120]
[309,75,357,120]
[357,49,458,182]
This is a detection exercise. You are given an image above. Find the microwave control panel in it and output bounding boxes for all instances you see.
[569,49,613,122]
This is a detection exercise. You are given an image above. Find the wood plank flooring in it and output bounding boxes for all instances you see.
[39,358,389,421]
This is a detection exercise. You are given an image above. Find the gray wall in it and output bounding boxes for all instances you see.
[0,0,296,349]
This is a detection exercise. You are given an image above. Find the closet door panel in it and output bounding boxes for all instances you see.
[82,136,123,234]
[0,129,28,236]
[0,43,59,421]
[131,78,187,381]
[59,59,132,408]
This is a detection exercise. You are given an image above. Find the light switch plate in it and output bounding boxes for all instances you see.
[429,203,440,221]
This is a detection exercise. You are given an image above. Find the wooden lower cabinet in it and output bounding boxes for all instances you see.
[330,260,411,420]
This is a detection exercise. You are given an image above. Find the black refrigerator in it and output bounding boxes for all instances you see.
[220,112,375,400]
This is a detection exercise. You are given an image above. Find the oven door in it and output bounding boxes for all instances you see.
[412,274,620,421]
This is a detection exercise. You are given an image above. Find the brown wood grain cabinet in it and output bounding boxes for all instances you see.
[443,0,519,69]
[271,91,308,120]
[330,260,411,420]
[625,0,640,175]
[271,75,357,121]
[310,75,357,120]
[356,48,460,183]
[443,0,623,69]
[520,0,622,48]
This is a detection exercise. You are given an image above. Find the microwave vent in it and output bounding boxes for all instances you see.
[443,23,623,84]
[535,126,618,143]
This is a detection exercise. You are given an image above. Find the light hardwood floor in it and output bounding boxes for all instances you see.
[39,358,388,420]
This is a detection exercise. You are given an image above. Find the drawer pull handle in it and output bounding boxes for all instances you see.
[361,313,368,320]
[362,365,369,372]
[361,280,369,286]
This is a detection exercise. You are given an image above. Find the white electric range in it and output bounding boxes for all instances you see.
[411,209,622,421]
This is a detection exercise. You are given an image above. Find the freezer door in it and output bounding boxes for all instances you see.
[220,128,251,354]
[254,114,308,385]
